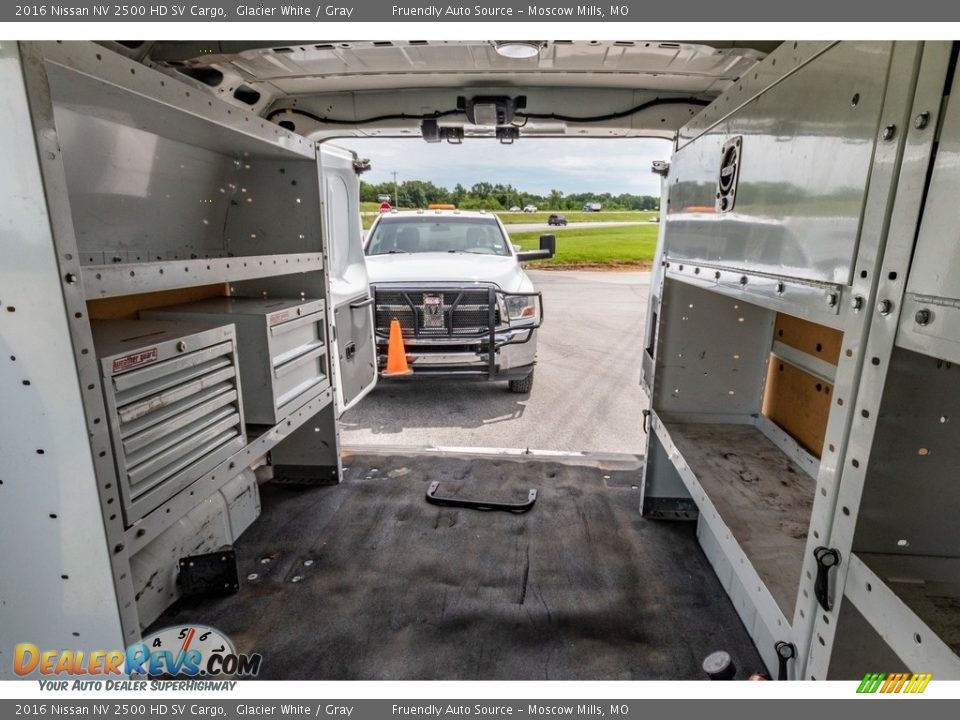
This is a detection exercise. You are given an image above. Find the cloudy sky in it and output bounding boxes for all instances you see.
[337,137,672,196]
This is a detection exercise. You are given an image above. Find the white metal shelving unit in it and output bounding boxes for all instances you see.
[0,40,347,658]
[642,40,960,680]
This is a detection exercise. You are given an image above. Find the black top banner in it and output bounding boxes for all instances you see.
[4,0,959,22]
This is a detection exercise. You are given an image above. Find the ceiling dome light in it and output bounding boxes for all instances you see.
[493,41,545,59]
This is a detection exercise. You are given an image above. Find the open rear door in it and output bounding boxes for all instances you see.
[319,143,377,413]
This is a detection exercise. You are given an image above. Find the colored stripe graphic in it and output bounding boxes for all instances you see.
[857,672,931,693]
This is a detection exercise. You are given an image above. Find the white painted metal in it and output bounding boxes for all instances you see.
[144,40,767,139]
[844,553,960,677]
[642,41,957,680]
[130,468,260,630]
[897,66,960,366]
[5,40,345,649]
[667,42,894,287]
[40,41,312,159]
[320,143,378,413]
[8,35,960,681]
[125,388,332,554]
[801,42,956,679]
[82,254,325,299]
[142,298,330,425]
[0,42,125,676]
[651,412,791,675]
[770,341,837,384]
[93,320,246,524]
[904,65,960,306]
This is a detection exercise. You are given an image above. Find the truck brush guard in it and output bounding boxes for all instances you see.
[373,286,544,379]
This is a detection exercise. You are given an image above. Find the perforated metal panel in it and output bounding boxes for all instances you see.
[93,321,246,525]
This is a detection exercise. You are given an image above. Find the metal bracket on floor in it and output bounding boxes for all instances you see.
[425,481,538,513]
[179,547,239,598]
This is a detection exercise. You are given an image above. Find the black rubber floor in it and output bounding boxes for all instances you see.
[152,453,763,679]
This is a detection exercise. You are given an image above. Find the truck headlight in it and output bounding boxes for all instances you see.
[504,295,537,320]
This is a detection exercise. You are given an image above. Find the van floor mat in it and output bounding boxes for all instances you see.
[149,453,764,680]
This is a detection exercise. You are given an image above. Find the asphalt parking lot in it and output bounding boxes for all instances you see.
[340,270,651,454]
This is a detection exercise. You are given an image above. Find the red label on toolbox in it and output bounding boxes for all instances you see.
[112,348,158,373]
[269,310,293,325]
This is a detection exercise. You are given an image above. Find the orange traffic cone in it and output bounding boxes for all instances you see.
[383,318,413,377]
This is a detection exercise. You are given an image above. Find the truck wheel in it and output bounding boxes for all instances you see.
[508,371,534,394]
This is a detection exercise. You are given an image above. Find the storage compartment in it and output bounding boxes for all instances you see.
[142,298,329,425]
[92,320,246,525]
[37,42,326,300]
[667,42,893,285]
[647,279,842,618]
[130,468,260,629]
[853,348,960,558]
[841,347,960,673]
[662,423,815,615]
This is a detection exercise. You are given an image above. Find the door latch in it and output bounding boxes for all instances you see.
[642,409,651,434]
[344,342,357,360]
[813,546,841,611]
[774,640,797,681]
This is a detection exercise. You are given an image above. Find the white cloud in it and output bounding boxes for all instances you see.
[338,137,671,196]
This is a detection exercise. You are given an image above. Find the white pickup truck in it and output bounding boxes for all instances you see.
[364,209,555,392]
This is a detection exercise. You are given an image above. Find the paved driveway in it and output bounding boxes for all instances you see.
[340,270,651,454]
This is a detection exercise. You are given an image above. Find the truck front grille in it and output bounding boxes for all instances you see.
[374,288,499,338]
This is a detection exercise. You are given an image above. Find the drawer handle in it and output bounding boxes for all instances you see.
[350,296,374,310]
[269,308,325,336]
[273,345,327,379]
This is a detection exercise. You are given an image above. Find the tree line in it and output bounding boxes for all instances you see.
[360,180,659,211]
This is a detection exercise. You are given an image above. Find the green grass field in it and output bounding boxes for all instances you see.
[508,224,659,268]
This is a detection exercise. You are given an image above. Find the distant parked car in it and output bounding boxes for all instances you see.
[523,205,538,213]
[509,206,521,212]
[547,214,568,226]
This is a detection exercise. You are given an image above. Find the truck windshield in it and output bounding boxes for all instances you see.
[366,217,511,256]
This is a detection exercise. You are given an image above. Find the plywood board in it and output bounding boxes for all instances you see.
[665,422,815,617]
[774,312,843,365]
[763,357,833,458]
[86,284,228,320]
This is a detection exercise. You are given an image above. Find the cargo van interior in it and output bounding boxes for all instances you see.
[3,40,959,682]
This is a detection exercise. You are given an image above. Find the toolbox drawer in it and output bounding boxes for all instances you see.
[92,320,246,526]
[143,297,329,425]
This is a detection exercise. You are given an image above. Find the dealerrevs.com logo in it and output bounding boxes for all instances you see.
[14,624,261,679]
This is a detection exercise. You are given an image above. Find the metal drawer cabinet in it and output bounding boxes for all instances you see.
[92,320,246,526]
[144,298,329,425]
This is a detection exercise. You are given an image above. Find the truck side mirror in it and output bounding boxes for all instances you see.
[539,234,556,258]
[516,234,556,262]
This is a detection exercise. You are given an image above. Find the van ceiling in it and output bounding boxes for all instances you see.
[123,40,778,139]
